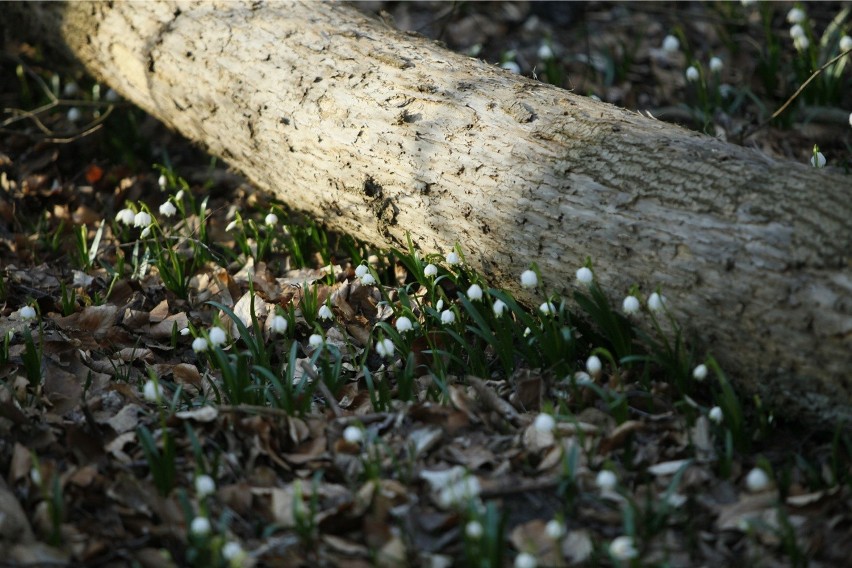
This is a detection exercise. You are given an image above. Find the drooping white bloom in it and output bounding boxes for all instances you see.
[573,371,593,385]
[355,264,369,278]
[648,292,666,312]
[375,337,395,358]
[133,211,152,228]
[787,7,806,24]
[440,310,455,325]
[360,273,376,286]
[140,226,151,238]
[841,35,852,53]
[609,536,639,561]
[157,174,167,189]
[849,112,852,128]
[745,467,771,492]
[586,355,602,376]
[191,516,211,536]
[195,474,216,497]
[208,326,227,346]
[709,406,723,424]
[225,220,239,232]
[175,189,185,201]
[343,425,364,444]
[192,337,209,352]
[467,284,483,301]
[692,364,708,381]
[159,201,177,217]
[537,43,554,60]
[810,151,826,168]
[493,299,507,318]
[67,107,82,122]
[309,334,324,348]
[424,264,438,277]
[222,541,244,561]
[539,301,556,315]
[596,469,618,491]
[105,89,120,103]
[180,327,191,336]
[63,82,79,97]
[264,212,278,226]
[396,316,413,333]
[20,306,37,320]
[686,66,700,82]
[446,251,460,265]
[794,35,810,51]
[523,327,531,337]
[514,552,537,568]
[116,208,136,226]
[143,379,161,402]
[318,304,334,320]
[501,61,521,74]
[662,34,680,53]
[533,413,555,433]
[31,467,42,486]
[790,24,805,39]
[520,269,538,289]
[271,315,288,334]
[576,267,593,285]
[465,520,484,539]
[709,57,723,73]
[622,295,640,314]
[545,519,564,539]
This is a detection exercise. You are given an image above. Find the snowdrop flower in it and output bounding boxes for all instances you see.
[622,295,640,314]
[20,306,37,320]
[180,327,191,336]
[647,292,666,312]
[586,355,602,377]
[523,327,532,337]
[533,413,555,433]
[116,208,135,226]
[841,35,852,53]
[318,304,334,320]
[685,66,700,82]
[709,406,723,424]
[790,24,805,40]
[467,284,483,301]
[493,299,507,318]
[576,266,593,286]
[849,112,852,128]
[343,425,364,444]
[520,269,538,289]
[133,211,152,228]
[190,516,211,536]
[159,201,177,217]
[222,542,245,564]
[354,264,369,278]
[545,519,564,539]
[396,316,413,333]
[662,34,679,53]
[539,301,556,315]
[271,315,288,334]
[143,379,161,402]
[537,43,554,60]
[208,326,227,347]
[596,469,618,491]
[140,226,151,238]
[514,552,537,568]
[63,82,79,97]
[436,299,444,311]
[573,371,593,386]
[360,273,376,286]
[692,364,708,381]
[446,251,460,265]
[745,467,771,492]
[424,263,438,277]
[157,174,167,189]
[67,107,82,122]
[264,212,278,226]
[105,89,120,103]
[440,310,455,325]
[225,219,239,232]
[465,520,484,539]
[501,61,521,74]
[787,7,806,24]
[709,57,723,73]
[174,189,185,201]
[309,334,324,348]
[794,35,810,52]
[192,337,209,352]
[195,474,216,497]
[30,467,42,486]
[375,337,395,358]
[609,536,638,561]
[810,151,826,168]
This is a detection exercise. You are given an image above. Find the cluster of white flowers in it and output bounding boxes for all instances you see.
[355,263,376,286]
[375,337,394,359]
[787,8,810,52]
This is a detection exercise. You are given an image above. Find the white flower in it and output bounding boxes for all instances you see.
[794,35,810,51]
[264,212,278,226]
[436,299,444,311]
[662,34,679,53]
[192,337,209,352]
[533,413,555,433]
[222,542,244,562]
[375,337,395,359]
[539,301,556,315]
[30,467,42,486]
[195,474,216,497]
[157,174,167,189]
[622,295,640,314]
[140,226,151,238]
[787,7,806,24]
[446,251,460,265]
[440,310,455,325]
[514,552,537,568]
[225,220,239,232]
[467,284,483,301]
[174,189,185,201]
[133,211,152,228]
[309,334,324,348]
[208,326,227,346]
[355,264,369,278]
[576,267,593,285]
[609,536,639,561]
[520,269,538,289]
[396,316,413,333]
[709,406,723,424]
[573,371,593,385]
[841,35,852,53]
[424,263,438,277]
[523,327,532,337]
[63,82,79,97]
[493,299,507,318]
[271,315,288,334]
[116,208,135,225]
[745,467,771,492]
[648,292,666,312]
[143,379,161,402]
[545,519,564,539]
[180,327,191,336]
[596,470,618,491]
[586,355,602,377]
[849,112,852,128]
[360,273,376,286]
[318,304,334,320]
[105,89,120,103]
[343,425,364,444]
[190,516,211,536]
[709,57,723,73]
[20,306,37,320]
[810,151,826,168]
[790,24,805,39]
[465,520,484,539]
[693,364,708,381]
[501,61,521,74]
[67,107,82,122]
[537,43,554,60]
[159,201,177,217]
[686,66,700,82]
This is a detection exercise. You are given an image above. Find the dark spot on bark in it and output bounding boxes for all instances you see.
[481,223,490,234]
[314,77,322,83]
[148,56,155,73]
[185,51,192,58]
[461,204,472,218]
[289,146,295,152]
[456,82,473,91]
[401,110,420,123]
[725,258,735,271]
[173,8,181,17]
[263,53,271,61]
[363,177,383,198]
[611,125,621,132]
[280,117,290,125]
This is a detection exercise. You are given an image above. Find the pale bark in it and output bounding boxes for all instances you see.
[6,1,851,425]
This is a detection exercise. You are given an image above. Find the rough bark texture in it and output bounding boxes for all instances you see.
[6,1,851,425]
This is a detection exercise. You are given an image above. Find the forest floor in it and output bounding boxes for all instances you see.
[0,2,850,567]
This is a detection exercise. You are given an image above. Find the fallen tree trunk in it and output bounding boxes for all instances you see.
[7,1,851,425]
